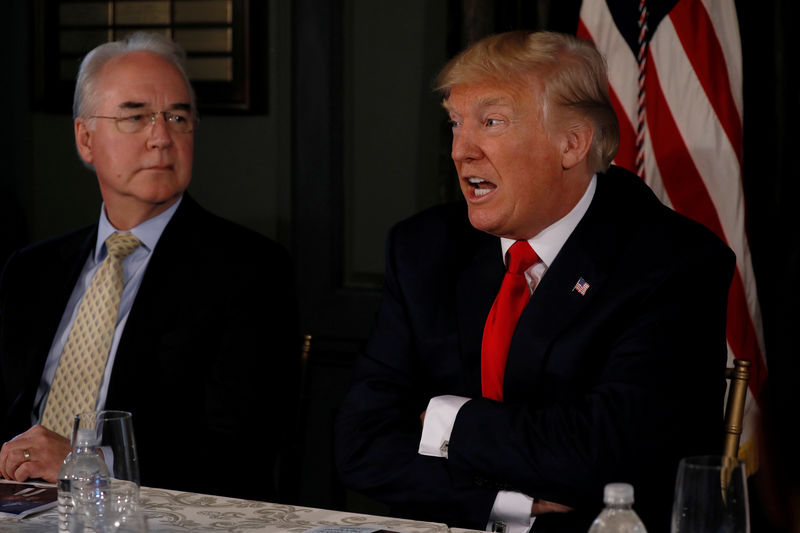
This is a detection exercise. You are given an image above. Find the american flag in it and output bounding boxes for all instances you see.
[578,0,766,469]
[573,277,590,296]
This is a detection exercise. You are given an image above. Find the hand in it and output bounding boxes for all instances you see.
[0,425,70,483]
[420,410,426,425]
[531,499,574,515]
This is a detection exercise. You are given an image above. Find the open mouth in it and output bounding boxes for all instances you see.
[467,177,496,197]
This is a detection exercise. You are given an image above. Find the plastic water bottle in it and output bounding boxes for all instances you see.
[57,441,77,532]
[588,483,647,533]
[57,428,110,532]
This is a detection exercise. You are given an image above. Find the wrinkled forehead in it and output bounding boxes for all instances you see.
[95,51,192,109]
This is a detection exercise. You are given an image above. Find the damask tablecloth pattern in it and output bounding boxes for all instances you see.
[1,485,478,533]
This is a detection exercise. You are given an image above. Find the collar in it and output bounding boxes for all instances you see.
[500,175,597,267]
[94,196,183,263]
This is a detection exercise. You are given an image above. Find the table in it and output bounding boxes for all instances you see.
[1,485,482,533]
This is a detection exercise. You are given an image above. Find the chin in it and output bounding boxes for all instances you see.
[133,187,183,207]
[467,209,502,236]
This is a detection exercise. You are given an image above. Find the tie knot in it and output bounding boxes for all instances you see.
[105,232,141,260]
[506,240,538,275]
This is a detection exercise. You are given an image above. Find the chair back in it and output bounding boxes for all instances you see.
[723,358,751,459]
[300,333,313,400]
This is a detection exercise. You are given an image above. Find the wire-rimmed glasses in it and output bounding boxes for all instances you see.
[90,109,195,134]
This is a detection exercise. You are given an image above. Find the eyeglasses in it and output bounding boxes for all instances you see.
[90,110,196,134]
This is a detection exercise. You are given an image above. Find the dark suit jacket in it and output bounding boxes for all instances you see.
[335,166,735,533]
[0,194,299,502]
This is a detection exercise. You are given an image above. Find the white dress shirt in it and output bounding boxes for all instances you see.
[418,176,597,533]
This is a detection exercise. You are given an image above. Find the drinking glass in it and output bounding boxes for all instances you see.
[71,410,145,532]
[72,478,144,533]
[73,410,140,485]
[671,455,750,533]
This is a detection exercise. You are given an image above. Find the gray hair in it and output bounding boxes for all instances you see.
[436,31,619,173]
[73,32,197,120]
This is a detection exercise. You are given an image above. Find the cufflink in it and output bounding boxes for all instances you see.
[491,520,507,533]
[440,440,449,455]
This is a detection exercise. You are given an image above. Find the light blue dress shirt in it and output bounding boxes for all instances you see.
[32,197,182,424]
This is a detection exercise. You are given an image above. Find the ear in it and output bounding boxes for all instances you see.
[561,120,593,170]
[74,118,94,165]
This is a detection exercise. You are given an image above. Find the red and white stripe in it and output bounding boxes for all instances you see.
[578,0,766,453]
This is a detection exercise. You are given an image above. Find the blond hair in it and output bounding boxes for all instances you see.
[436,31,619,172]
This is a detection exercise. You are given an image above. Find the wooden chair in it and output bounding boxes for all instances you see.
[723,358,751,460]
[293,332,388,514]
[300,333,313,400]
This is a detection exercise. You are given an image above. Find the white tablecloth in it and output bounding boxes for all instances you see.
[1,485,482,533]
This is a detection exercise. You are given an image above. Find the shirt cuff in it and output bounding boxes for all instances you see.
[486,491,536,533]
[418,395,470,458]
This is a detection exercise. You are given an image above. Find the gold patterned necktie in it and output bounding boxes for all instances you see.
[42,232,141,437]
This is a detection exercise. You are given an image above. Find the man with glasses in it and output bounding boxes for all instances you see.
[0,33,298,502]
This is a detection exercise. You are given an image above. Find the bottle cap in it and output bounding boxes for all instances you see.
[603,483,634,505]
[75,428,98,447]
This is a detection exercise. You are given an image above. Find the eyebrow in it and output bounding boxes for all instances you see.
[118,101,192,111]
[475,96,514,108]
[442,95,514,113]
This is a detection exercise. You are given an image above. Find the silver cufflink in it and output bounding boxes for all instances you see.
[491,520,507,533]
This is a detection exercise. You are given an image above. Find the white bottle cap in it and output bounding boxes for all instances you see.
[75,429,98,447]
[603,483,634,505]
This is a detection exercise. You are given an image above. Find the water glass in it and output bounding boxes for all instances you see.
[73,410,140,485]
[72,478,144,533]
[71,411,144,532]
[671,455,750,533]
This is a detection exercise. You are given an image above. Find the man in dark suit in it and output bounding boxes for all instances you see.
[335,31,734,533]
[0,33,298,502]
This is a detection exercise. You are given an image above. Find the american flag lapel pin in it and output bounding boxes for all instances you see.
[573,277,590,296]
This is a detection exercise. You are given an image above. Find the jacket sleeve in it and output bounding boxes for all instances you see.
[335,223,497,529]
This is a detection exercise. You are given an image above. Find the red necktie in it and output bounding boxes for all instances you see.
[481,240,539,401]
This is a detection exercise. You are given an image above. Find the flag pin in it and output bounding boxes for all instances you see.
[573,277,589,295]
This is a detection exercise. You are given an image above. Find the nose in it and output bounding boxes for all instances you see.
[146,113,174,150]
[451,123,482,162]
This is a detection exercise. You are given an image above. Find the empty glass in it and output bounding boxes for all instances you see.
[671,455,750,533]
[72,478,144,533]
[70,411,145,532]
[73,410,140,485]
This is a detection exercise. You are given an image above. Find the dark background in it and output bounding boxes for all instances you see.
[2,0,797,530]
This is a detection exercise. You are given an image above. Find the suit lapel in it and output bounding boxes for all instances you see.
[455,222,504,397]
[503,174,624,401]
[106,196,200,406]
[15,226,96,419]
[43,228,97,349]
